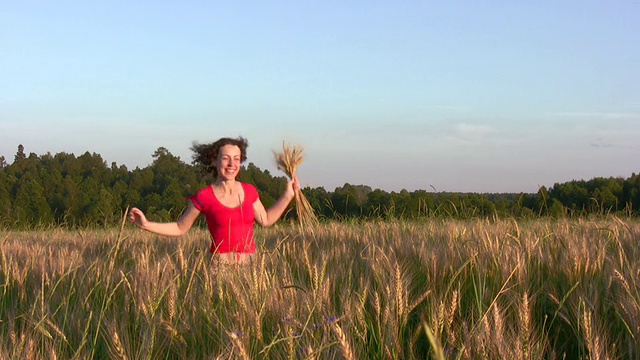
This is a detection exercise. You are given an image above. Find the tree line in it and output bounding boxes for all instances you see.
[1,144,639,229]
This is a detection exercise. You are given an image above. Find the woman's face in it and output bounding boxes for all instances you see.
[215,144,242,180]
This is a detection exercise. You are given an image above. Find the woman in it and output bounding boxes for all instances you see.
[129,136,299,265]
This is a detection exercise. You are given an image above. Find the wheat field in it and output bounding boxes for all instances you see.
[1,217,639,359]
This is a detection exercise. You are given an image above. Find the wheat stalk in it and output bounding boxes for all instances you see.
[229,332,250,360]
[110,327,128,360]
[332,322,355,360]
[274,142,318,228]
[519,292,531,360]
[167,284,176,321]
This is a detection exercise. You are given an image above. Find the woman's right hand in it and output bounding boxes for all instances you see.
[284,176,300,200]
[129,207,148,229]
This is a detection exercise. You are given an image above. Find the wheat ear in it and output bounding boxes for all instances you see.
[274,142,318,227]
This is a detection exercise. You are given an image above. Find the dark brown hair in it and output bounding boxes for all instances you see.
[191,136,248,178]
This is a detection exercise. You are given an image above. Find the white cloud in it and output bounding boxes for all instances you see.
[453,123,495,141]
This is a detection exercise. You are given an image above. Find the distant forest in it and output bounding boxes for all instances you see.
[1,144,639,229]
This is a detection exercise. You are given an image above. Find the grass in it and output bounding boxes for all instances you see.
[1,217,639,359]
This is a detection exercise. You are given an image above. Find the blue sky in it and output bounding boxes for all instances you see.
[1,1,639,193]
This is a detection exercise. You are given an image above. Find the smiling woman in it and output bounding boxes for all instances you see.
[128,136,300,267]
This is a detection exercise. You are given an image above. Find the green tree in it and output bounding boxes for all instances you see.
[56,152,80,178]
[536,186,549,216]
[550,182,589,214]
[131,167,154,200]
[365,189,392,218]
[302,186,331,219]
[412,190,435,217]
[14,144,26,162]
[97,186,117,225]
[14,179,52,226]
[239,162,287,207]
[392,189,413,218]
[43,168,65,222]
[77,177,102,225]
[591,188,617,214]
[0,168,11,221]
[148,147,203,214]
[622,173,640,214]
[62,176,80,224]
[109,161,131,210]
[548,199,566,218]
[78,151,109,182]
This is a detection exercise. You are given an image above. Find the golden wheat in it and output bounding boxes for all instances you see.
[229,331,251,360]
[519,292,531,359]
[3,218,640,358]
[332,322,355,360]
[109,325,128,360]
[581,305,597,360]
[446,289,459,345]
[273,142,318,227]
[492,305,506,356]
[167,284,176,321]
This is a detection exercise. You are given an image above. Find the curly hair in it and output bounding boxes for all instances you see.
[191,137,248,178]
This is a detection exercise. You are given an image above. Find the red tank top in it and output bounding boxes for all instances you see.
[188,183,259,254]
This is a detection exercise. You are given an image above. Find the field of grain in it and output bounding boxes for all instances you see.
[1,218,639,359]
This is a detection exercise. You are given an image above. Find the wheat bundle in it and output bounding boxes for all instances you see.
[274,142,318,227]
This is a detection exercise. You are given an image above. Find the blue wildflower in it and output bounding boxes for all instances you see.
[324,316,337,323]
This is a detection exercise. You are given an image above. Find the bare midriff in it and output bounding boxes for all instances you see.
[213,252,255,266]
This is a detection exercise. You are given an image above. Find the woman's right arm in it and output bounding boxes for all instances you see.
[129,201,201,236]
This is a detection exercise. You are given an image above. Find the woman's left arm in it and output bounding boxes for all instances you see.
[253,177,299,226]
